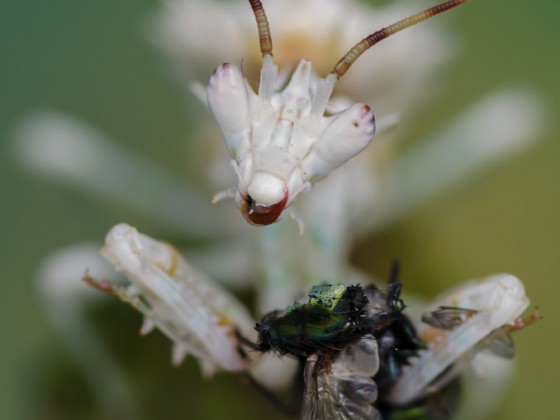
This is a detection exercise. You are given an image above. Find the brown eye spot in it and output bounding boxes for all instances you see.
[360,104,372,117]
[240,191,288,226]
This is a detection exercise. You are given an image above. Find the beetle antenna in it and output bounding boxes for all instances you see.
[331,0,469,79]
[248,0,273,57]
[389,260,401,285]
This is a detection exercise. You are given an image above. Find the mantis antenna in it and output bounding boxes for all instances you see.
[248,0,469,79]
[331,0,470,79]
[248,0,273,57]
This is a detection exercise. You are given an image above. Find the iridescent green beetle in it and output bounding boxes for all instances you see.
[255,284,370,357]
[246,265,424,418]
[245,270,536,419]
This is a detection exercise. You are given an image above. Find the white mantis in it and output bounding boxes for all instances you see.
[208,0,470,227]
[387,273,536,407]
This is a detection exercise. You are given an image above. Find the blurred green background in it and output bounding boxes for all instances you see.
[1,0,559,419]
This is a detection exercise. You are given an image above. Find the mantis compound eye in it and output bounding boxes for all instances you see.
[240,172,289,225]
[240,192,288,226]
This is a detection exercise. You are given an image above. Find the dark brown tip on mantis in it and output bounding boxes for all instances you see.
[248,0,273,56]
[331,0,470,79]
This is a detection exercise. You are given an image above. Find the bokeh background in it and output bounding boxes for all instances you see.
[1,0,558,419]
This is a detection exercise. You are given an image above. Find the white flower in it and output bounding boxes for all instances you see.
[37,243,140,415]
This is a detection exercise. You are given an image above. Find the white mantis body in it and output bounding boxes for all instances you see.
[89,223,255,375]
[208,58,374,227]
[387,273,535,406]
[208,0,470,227]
